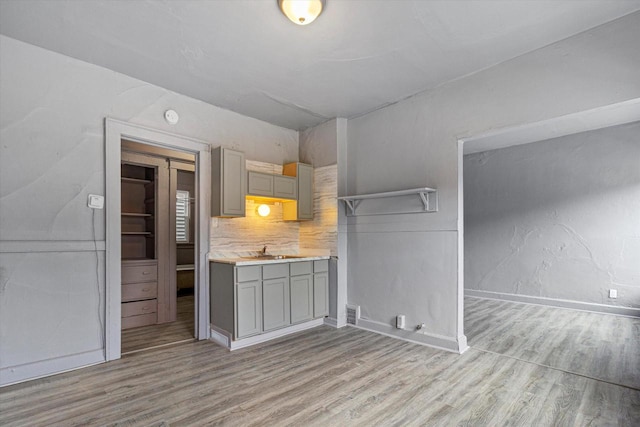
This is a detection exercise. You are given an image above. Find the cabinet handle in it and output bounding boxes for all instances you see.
[142,288,150,292]
[142,307,149,311]
[142,271,150,275]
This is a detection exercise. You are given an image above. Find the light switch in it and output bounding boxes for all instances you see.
[88,194,104,209]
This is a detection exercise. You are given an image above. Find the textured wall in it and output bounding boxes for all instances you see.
[0,35,297,379]
[299,119,338,168]
[464,122,640,308]
[346,13,640,345]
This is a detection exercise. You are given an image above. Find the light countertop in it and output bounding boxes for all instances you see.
[210,255,330,266]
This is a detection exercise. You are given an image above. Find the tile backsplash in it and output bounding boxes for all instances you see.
[300,164,337,256]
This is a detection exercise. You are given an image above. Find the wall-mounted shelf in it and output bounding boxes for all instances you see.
[337,187,438,216]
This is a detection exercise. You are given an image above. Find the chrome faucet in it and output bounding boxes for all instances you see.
[262,245,268,255]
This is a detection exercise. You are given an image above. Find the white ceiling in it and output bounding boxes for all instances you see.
[1,0,639,131]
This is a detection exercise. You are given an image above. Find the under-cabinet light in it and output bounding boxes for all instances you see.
[257,204,271,217]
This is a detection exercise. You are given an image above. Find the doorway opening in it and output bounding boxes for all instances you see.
[458,100,640,389]
[119,140,197,354]
[105,118,211,361]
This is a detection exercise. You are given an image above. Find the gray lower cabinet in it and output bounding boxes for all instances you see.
[262,277,290,331]
[290,274,313,324]
[211,259,329,343]
[313,260,329,318]
[235,280,262,338]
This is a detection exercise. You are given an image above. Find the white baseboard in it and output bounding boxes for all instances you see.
[210,318,325,351]
[353,318,468,354]
[209,325,231,348]
[1,349,105,387]
[323,317,338,328]
[465,289,640,318]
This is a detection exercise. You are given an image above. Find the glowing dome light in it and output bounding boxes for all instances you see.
[278,0,325,26]
[257,204,271,217]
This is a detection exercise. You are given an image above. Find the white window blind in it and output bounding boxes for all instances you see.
[176,190,190,243]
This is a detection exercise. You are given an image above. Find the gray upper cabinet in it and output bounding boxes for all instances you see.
[211,147,245,217]
[282,162,314,221]
[247,171,297,200]
[274,175,297,200]
[247,171,274,197]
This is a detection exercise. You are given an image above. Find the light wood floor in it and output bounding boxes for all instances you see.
[1,298,638,426]
[121,294,195,354]
[465,296,640,390]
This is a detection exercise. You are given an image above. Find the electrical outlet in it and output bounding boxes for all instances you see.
[609,289,617,299]
[396,315,405,329]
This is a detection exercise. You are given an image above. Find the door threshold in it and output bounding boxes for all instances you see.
[121,338,196,356]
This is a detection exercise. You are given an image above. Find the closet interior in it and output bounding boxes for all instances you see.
[120,141,196,354]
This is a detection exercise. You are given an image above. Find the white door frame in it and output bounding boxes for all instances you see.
[105,118,211,361]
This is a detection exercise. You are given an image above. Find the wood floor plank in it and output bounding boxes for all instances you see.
[2,298,639,426]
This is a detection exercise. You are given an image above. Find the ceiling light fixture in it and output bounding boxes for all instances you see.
[278,0,325,26]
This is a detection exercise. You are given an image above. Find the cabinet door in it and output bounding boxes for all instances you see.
[273,175,297,200]
[247,171,274,197]
[262,277,290,332]
[235,280,262,338]
[290,274,313,324]
[313,272,329,318]
[297,163,314,220]
[222,148,246,216]
[212,148,245,217]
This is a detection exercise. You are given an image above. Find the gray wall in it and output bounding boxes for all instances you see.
[0,35,297,381]
[299,118,338,167]
[464,122,640,308]
[345,13,640,347]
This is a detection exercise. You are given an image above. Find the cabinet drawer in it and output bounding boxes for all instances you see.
[237,265,261,283]
[122,282,157,302]
[290,261,312,276]
[122,300,157,318]
[263,263,289,280]
[314,259,329,273]
[122,313,156,329]
[122,263,157,284]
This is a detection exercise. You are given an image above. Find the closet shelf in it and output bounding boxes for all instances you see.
[337,187,438,216]
[121,177,152,184]
[121,212,153,217]
[121,231,153,236]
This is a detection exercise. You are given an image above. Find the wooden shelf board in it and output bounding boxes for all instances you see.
[121,177,152,184]
[122,212,153,217]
